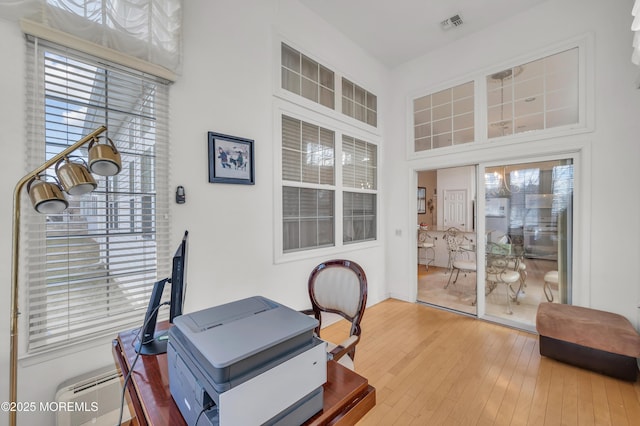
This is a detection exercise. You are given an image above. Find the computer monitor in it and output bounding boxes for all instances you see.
[136,230,189,355]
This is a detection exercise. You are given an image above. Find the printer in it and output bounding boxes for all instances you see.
[168,296,327,425]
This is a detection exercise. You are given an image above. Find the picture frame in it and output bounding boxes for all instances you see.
[208,132,255,185]
[417,187,426,214]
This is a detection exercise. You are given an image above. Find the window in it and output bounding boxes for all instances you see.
[342,136,376,243]
[282,116,335,252]
[342,78,377,127]
[281,116,378,253]
[487,48,578,138]
[24,40,170,352]
[280,43,378,128]
[413,81,474,152]
[281,43,335,109]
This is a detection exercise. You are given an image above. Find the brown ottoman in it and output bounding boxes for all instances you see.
[536,302,640,381]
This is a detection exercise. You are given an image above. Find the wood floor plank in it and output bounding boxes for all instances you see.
[318,299,640,425]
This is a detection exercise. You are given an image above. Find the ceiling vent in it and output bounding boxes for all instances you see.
[441,14,464,30]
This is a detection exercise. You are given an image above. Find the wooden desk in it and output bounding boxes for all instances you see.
[112,323,375,425]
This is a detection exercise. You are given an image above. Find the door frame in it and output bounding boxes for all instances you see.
[409,138,591,326]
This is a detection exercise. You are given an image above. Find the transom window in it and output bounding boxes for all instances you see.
[413,81,474,152]
[281,43,378,128]
[487,48,578,138]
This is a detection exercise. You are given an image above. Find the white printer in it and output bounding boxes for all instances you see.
[168,296,327,425]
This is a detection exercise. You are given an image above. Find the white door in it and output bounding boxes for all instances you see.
[443,189,467,229]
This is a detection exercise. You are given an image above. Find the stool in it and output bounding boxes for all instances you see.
[536,302,640,381]
[543,270,558,302]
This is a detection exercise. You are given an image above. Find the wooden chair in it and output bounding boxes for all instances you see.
[304,259,368,370]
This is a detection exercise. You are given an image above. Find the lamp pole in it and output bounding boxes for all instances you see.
[9,126,107,426]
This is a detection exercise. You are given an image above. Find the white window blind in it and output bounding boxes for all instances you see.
[282,115,335,252]
[24,39,170,352]
[342,136,377,244]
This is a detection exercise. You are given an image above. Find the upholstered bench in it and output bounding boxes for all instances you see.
[536,302,640,381]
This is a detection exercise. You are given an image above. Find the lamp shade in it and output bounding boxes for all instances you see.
[56,156,97,196]
[27,176,68,214]
[88,137,122,176]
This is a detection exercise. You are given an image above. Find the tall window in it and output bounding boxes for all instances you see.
[342,136,377,243]
[24,40,170,352]
[282,116,335,252]
[281,116,378,253]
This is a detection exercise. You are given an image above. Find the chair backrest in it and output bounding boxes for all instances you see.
[444,227,465,252]
[307,259,368,338]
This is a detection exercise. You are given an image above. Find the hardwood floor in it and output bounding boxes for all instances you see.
[320,299,640,425]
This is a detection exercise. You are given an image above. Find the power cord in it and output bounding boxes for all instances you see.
[195,401,216,425]
[117,301,169,425]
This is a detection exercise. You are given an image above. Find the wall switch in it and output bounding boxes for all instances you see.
[395,229,402,236]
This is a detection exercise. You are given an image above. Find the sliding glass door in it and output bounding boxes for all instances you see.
[416,158,574,330]
[481,159,573,328]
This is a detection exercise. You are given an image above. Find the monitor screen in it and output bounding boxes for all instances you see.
[170,230,188,322]
[136,230,189,355]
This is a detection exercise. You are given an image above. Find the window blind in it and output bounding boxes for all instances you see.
[24,39,171,352]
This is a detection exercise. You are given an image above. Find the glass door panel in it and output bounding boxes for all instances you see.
[483,159,573,328]
[417,166,477,315]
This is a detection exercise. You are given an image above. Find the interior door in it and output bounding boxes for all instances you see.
[443,189,467,229]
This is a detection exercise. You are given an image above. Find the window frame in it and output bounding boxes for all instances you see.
[274,35,382,263]
[407,34,592,159]
[20,39,171,357]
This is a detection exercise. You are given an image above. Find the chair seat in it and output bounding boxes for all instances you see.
[487,270,520,284]
[421,242,435,248]
[452,260,476,271]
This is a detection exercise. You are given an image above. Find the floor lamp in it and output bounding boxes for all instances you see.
[9,125,121,426]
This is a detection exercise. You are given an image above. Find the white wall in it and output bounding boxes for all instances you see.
[384,0,640,324]
[0,1,390,424]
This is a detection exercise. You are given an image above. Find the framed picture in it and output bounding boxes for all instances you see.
[208,132,255,185]
[417,187,426,214]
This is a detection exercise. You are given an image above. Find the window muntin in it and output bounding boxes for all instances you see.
[281,43,335,109]
[343,192,377,244]
[414,81,474,152]
[342,78,377,127]
[487,48,578,138]
[283,187,335,252]
[25,41,170,352]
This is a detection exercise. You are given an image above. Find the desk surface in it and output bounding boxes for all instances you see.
[112,322,375,425]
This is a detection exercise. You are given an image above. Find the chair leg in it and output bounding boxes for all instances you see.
[445,268,460,289]
[504,284,513,315]
[544,280,554,302]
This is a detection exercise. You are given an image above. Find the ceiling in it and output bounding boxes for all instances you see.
[298,0,549,67]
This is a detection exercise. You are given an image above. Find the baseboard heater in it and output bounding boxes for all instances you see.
[55,365,131,426]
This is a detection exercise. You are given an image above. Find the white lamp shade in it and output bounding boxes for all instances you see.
[56,158,97,196]
[89,159,121,176]
[88,137,122,176]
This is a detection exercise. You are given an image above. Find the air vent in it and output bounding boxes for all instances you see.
[441,14,464,30]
